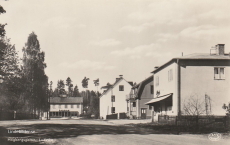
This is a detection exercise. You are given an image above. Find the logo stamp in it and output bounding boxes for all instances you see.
[208,132,222,141]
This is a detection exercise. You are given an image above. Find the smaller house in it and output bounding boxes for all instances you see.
[100,75,133,119]
[127,76,153,119]
[50,96,83,118]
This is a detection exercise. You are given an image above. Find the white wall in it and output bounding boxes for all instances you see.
[50,103,83,113]
[100,79,132,119]
[154,62,178,119]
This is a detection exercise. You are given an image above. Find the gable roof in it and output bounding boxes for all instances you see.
[50,97,83,104]
[100,77,133,98]
[152,53,230,73]
[133,75,153,99]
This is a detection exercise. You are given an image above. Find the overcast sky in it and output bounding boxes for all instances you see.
[1,0,230,91]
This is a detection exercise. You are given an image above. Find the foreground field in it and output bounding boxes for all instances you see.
[0,119,229,145]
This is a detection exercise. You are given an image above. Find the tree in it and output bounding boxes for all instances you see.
[0,5,6,37]
[22,32,48,115]
[57,80,66,95]
[182,94,206,116]
[82,77,89,88]
[66,77,73,96]
[73,84,81,97]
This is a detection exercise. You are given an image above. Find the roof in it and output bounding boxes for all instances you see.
[100,77,133,97]
[145,93,172,105]
[133,76,153,100]
[50,97,83,104]
[152,53,230,73]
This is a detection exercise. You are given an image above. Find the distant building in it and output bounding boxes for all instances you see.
[146,44,230,121]
[100,75,133,119]
[127,76,153,119]
[50,96,83,118]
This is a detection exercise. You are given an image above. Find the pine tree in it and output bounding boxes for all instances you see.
[22,32,48,115]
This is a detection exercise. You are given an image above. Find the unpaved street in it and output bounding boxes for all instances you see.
[0,119,229,145]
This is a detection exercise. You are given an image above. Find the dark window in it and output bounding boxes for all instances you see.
[150,85,153,94]
[149,105,152,110]
[133,102,136,107]
[65,105,67,108]
[119,85,124,91]
[111,95,115,102]
[111,107,115,113]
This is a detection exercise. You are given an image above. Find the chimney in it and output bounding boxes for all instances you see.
[154,66,159,70]
[216,44,225,55]
[119,75,123,78]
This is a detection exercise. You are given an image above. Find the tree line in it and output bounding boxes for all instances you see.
[0,5,101,118]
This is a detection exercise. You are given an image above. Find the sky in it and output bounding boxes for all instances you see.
[1,0,230,91]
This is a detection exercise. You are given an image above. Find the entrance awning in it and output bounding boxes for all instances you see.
[145,93,173,105]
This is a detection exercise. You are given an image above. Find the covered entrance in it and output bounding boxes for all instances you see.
[145,93,173,121]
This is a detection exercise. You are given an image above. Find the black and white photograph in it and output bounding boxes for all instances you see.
[0,0,230,144]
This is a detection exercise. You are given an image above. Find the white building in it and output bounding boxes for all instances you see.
[100,75,133,119]
[50,97,83,118]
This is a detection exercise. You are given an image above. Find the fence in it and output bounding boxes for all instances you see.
[0,111,39,120]
[158,115,230,127]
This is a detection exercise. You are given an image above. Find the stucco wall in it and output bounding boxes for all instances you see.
[181,65,230,115]
[138,80,153,118]
[100,79,132,119]
[154,62,178,116]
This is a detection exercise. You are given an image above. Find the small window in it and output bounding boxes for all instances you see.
[127,107,129,111]
[77,104,79,108]
[133,102,136,107]
[149,105,152,110]
[65,104,67,108]
[111,95,115,102]
[214,67,225,80]
[156,76,159,86]
[52,105,56,109]
[168,69,173,81]
[59,105,61,109]
[150,85,153,94]
[111,107,115,113]
[119,85,124,91]
[71,105,73,108]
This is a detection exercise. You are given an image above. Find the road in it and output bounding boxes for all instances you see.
[0,119,229,145]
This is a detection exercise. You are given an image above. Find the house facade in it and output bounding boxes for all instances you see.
[50,96,83,118]
[146,44,230,121]
[127,76,153,119]
[100,76,133,119]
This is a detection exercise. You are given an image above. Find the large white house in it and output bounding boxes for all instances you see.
[100,75,133,119]
[50,96,83,118]
[146,44,230,121]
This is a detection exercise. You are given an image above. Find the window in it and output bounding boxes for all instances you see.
[111,107,115,113]
[127,107,129,111]
[71,105,73,108]
[156,76,159,86]
[168,69,173,81]
[133,102,136,107]
[52,105,56,109]
[150,85,153,94]
[214,67,225,80]
[149,105,152,110]
[119,85,124,91]
[77,104,79,108]
[59,105,61,109]
[65,104,67,108]
[111,95,115,102]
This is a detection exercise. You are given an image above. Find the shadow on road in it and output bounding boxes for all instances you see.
[0,123,171,144]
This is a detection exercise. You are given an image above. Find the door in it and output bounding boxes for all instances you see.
[141,108,147,119]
